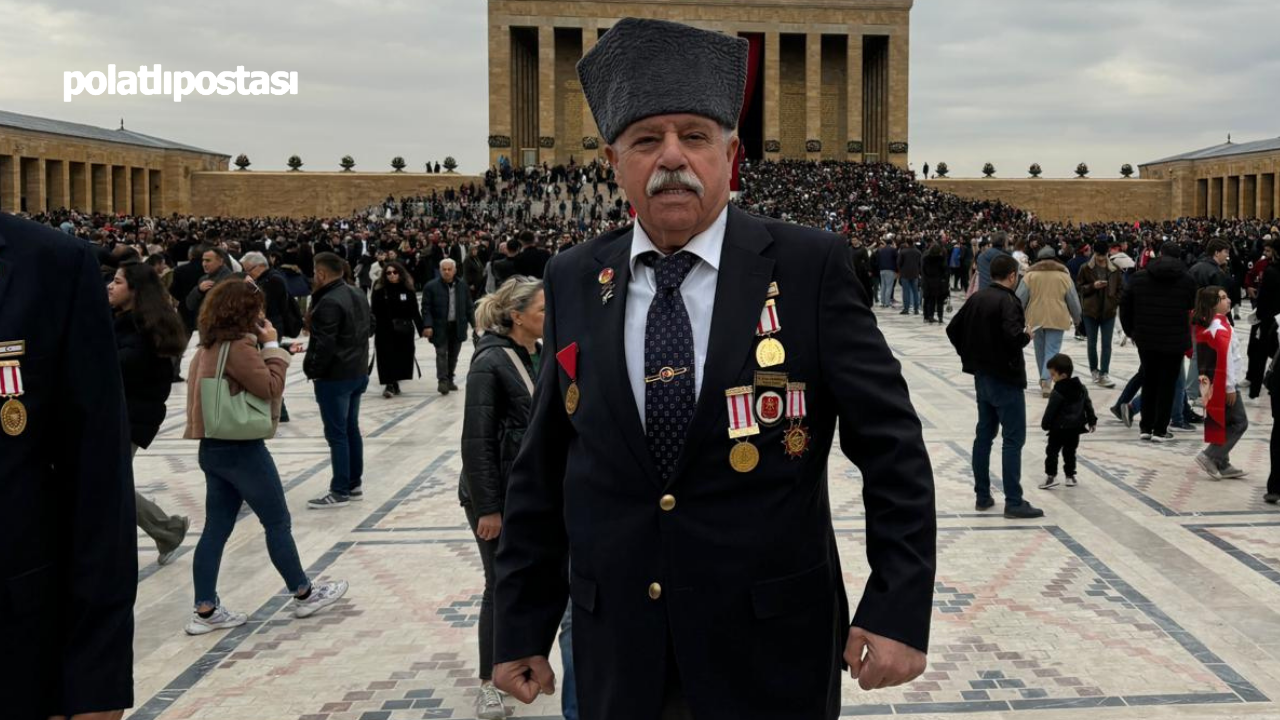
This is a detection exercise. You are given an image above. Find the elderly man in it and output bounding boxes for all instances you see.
[421,258,475,395]
[494,18,936,720]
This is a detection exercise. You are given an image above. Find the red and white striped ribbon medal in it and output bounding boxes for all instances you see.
[782,382,810,459]
[755,299,785,368]
[725,385,760,473]
[0,361,28,437]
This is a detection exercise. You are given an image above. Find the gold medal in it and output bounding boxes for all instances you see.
[565,382,581,415]
[782,425,810,458]
[729,440,760,473]
[755,337,786,368]
[1,397,27,436]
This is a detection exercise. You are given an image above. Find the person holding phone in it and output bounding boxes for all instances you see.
[1076,241,1124,389]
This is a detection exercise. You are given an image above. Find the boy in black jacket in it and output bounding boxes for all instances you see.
[1040,354,1098,489]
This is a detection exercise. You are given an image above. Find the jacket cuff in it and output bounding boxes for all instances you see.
[262,347,293,365]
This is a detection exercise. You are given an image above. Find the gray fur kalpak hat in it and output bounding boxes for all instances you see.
[577,17,748,145]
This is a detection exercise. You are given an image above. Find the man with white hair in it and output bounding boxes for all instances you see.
[494,17,935,720]
[421,257,475,395]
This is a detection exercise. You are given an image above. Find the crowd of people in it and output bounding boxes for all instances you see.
[6,154,1279,719]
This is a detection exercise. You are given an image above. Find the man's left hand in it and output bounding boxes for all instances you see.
[844,626,927,691]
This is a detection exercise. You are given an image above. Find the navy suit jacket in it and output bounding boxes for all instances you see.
[494,205,936,720]
[0,213,136,718]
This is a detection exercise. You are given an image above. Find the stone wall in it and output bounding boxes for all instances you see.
[190,172,481,218]
[924,178,1174,223]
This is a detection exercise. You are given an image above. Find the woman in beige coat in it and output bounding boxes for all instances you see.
[1017,248,1083,396]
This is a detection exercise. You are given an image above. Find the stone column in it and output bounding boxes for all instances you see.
[132,167,149,216]
[888,32,910,168]
[93,164,113,214]
[764,32,780,160]
[22,158,46,213]
[120,166,133,215]
[582,27,600,158]
[72,162,91,212]
[538,25,556,165]
[51,160,70,211]
[847,34,863,161]
[488,23,512,169]
[1224,175,1238,219]
[0,156,17,213]
[805,33,822,161]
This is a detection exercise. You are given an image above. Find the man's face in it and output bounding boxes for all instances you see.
[440,264,457,282]
[202,251,223,274]
[1214,248,1230,266]
[605,114,738,240]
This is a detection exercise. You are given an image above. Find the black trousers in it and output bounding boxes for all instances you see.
[1045,430,1081,477]
[464,504,499,681]
[923,291,945,321]
[1137,348,1182,435]
[434,325,462,381]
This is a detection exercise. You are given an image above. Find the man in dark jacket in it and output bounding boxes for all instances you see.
[947,254,1043,519]
[513,230,552,279]
[1119,241,1197,441]
[422,258,476,394]
[975,232,1011,291]
[184,246,232,321]
[896,241,923,315]
[849,236,874,303]
[874,240,898,307]
[305,252,373,509]
[1,212,137,720]
[1189,239,1232,290]
[170,243,209,333]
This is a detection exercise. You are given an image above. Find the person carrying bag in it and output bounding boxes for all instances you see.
[200,340,275,440]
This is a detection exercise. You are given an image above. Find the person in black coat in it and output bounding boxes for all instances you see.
[108,263,192,566]
[370,261,424,397]
[0,212,137,720]
[421,259,476,394]
[1119,242,1198,439]
[513,229,552,279]
[920,242,950,324]
[494,23,934,718]
[460,277,549,719]
[169,243,208,333]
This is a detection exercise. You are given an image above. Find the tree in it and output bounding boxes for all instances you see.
[443,156,458,173]
[1029,163,1042,178]
[935,162,949,178]
[1120,163,1135,178]
[982,162,996,178]
[391,156,406,172]
[340,155,356,172]
[1075,162,1090,178]
[234,153,250,171]
[287,155,303,171]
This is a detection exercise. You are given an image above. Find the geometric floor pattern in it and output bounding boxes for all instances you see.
[127,291,1280,719]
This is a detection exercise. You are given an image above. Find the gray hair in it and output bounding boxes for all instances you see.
[240,251,269,269]
[440,258,457,270]
[475,276,543,335]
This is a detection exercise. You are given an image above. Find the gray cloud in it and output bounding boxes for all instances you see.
[2,1,1276,178]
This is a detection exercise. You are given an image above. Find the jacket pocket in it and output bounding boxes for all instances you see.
[569,571,598,615]
[750,560,830,620]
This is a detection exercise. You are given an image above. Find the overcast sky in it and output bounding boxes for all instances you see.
[2,0,1277,177]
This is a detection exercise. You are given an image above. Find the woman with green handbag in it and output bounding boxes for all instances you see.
[182,279,349,636]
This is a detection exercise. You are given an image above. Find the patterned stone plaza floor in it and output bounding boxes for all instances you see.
[127,291,1280,720]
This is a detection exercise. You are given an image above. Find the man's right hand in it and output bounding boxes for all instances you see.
[422,328,434,339]
[199,279,215,292]
[494,656,556,704]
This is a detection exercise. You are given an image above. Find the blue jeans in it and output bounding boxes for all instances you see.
[560,605,578,720]
[194,439,309,606]
[1033,329,1065,383]
[314,376,369,496]
[878,270,897,307]
[1082,317,1115,375]
[973,374,1027,507]
[901,278,921,313]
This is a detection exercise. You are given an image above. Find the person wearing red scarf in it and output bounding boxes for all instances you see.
[1193,286,1250,480]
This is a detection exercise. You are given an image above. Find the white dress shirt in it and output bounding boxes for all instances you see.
[625,206,728,429]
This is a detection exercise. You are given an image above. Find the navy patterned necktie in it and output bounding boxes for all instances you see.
[643,251,700,483]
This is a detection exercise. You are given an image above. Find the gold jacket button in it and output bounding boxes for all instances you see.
[648,582,662,600]
[659,494,676,512]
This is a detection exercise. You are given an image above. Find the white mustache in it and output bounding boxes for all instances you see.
[646,168,705,198]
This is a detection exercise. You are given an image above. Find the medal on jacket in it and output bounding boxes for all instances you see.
[755,299,785,368]
[725,386,760,472]
[782,382,810,459]
[0,361,27,437]
[598,267,616,305]
[754,371,788,427]
[556,342,581,415]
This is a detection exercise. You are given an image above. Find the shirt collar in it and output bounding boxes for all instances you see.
[629,205,728,275]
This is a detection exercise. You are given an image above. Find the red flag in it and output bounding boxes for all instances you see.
[556,342,579,381]
[1194,316,1231,445]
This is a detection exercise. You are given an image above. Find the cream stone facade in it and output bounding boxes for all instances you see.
[190,172,482,218]
[0,110,228,216]
[924,179,1173,224]
[1141,137,1280,222]
[486,0,912,169]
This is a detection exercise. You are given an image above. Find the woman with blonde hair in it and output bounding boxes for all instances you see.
[183,279,348,635]
[458,276,553,720]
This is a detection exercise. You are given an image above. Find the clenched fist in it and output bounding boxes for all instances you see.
[844,626,927,691]
[493,655,556,704]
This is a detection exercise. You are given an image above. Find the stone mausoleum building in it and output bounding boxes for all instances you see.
[486,0,912,169]
[0,110,229,216]
[1141,136,1280,221]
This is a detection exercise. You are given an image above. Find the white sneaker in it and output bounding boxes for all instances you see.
[475,684,507,720]
[1096,374,1116,389]
[184,606,248,635]
[1091,370,1100,382]
[1219,465,1249,479]
[1195,453,1222,480]
[1065,475,1078,487]
[1140,432,1153,441]
[292,579,349,618]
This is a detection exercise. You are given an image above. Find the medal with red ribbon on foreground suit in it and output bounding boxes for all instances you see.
[0,359,27,437]
[782,382,809,458]
[725,386,760,472]
[557,342,581,415]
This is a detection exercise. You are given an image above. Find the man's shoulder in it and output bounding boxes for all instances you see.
[0,212,92,268]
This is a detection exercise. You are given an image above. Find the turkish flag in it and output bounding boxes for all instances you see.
[1194,316,1231,446]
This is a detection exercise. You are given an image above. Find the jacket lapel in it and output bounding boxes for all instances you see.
[587,230,661,484]
[671,206,775,486]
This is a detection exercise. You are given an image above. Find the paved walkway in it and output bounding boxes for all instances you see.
[128,295,1279,720]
